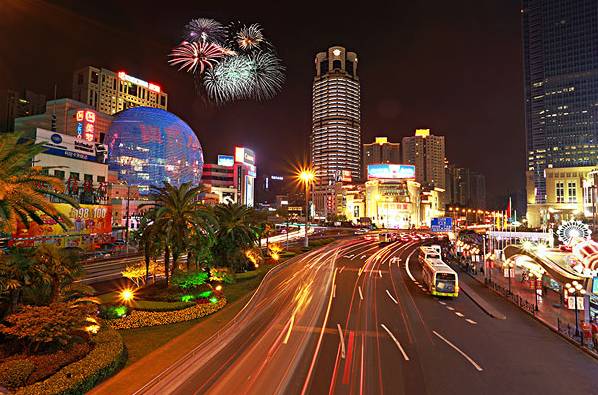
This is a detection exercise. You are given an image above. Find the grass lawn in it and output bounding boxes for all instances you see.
[116,264,272,366]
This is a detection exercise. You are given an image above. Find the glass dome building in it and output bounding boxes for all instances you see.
[105,107,203,194]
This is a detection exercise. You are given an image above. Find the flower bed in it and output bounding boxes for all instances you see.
[15,325,125,395]
[109,298,227,330]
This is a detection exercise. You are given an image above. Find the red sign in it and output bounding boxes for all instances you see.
[75,110,96,142]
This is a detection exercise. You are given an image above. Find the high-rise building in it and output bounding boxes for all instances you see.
[0,89,46,132]
[311,46,360,216]
[72,67,168,115]
[446,165,486,209]
[523,0,598,206]
[402,129,446,189]
[363,137,401,178]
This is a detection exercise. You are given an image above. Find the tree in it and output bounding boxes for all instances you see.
[33,244,82,303]
[0,132,78,233]
[140,182,203,286]
[187,207,216,271]
[212,202,260,272]
[0,249,46,314]
[135,214,164,283]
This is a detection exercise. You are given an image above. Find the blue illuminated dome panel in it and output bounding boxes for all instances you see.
[106,107,203,194]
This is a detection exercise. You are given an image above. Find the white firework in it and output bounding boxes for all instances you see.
[203,55,255,103]
[184,18,225,43]
[249,51,285,100]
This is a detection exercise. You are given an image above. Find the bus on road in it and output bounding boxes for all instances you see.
[418,246,459,297]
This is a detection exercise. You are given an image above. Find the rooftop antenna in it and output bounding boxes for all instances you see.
[50,84,57,132]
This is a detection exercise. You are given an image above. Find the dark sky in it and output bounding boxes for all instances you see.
[0,0,525,207]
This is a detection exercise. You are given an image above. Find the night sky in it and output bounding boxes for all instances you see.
[0,0,524,208]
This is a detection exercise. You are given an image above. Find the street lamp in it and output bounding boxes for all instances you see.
[505,262,515,295]
[298,168,315,248]
[565,281,586,337]
[529,271,542,311]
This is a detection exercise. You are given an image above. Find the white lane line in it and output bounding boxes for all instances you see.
[432,330,483,371]
[339,266,345,274]
[446,306,455,311]
[361,254,366,259]
[358,286,364,300]
[378,270,382,278]
[466,319,478,325]
[455,312,464,317]
[333,284,336,298]
[439,301,447,305]
[337,324,346,359]
[405,250,417,281]
[344,255,353,259]
[386,289,399,304]
[380,324,410,361]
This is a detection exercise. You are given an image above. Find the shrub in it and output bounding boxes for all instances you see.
[0,303,96,353]
[109,298,227,329]
[209,268,235,284]
[0,359,35,388]
[130,300,194,312]
[27,343,91,384]
[16,325,125,395]
[99,305,128,320]
[171,271,209,290]
[235,270,261,281]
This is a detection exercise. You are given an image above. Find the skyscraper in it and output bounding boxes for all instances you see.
[72,67,168,116]
[363,137,401,178]
[311,46,361,216]
[402,129,445,189]
[0,89,46,132]
[523,0,598,205]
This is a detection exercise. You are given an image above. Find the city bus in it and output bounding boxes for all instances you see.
[419,247,459,297]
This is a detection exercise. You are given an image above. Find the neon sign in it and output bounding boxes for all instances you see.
[75,110,96,142]
[117,71,162,93]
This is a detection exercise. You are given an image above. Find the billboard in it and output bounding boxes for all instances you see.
[235,147,256,166]
[217,155,235,167]
[36,128,106,163]
[11,203,112,248]
[367,164,415,180]
[431,217,453,232]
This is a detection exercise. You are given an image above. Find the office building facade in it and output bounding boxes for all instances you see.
[523,0,598,206]
[311,46,361,216]
[445,165,487,209]
[0,89,46,132]
[73,67,168,115]
[402,129,446,189]
[363,137,401,178]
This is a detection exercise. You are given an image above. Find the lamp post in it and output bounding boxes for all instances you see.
[529,272,541,311]
[565,281,586,338]
[299,168,315,248]
[505,262,515,295]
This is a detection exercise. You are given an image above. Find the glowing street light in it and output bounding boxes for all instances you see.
[297,167,315,248]
[119,288,135,303]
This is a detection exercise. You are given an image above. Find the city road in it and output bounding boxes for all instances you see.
[136,237,598,395]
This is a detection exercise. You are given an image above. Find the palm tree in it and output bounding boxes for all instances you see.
[34,244,82,303]
[187,207,216,271]
[135,214,164,283]
[212,202,260,272]
[141,182,203,286]
[0,249,47,314]
[0,132,78,233]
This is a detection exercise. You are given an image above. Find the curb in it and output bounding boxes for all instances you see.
[459,282,507,320]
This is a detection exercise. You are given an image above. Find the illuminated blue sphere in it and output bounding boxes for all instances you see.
[106,107,203,194]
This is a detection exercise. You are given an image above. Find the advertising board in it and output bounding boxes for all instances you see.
[367,164,415,179]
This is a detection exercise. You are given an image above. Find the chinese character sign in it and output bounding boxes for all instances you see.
[75,110,96,142]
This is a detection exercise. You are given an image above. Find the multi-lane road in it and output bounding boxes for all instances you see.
[137,236,598,395]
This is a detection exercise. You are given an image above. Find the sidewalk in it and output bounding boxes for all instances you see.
[451,257,598,357]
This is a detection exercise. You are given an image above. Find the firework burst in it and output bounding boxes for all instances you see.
[203,55,255,103]
[249,52,285,100]
[236,24,267,50]
[168,41,229,74]
[183,18,225,43]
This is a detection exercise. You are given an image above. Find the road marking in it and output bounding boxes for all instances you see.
[339,266,345,274]
[380,324,410,361]
[344,255,353,259]
[439,301,446,305]
[379,270,382,278]
[446,306,455,311]
[466,319,478,325]
[333,284,336,298]
[386,290,398,304]
[337,324,346,359]
[455,312,464,317]
[432,330,483,371]
[361,254,366,259]
[358,286,364,300]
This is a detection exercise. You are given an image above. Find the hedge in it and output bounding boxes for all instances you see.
[109,298,227,330]
[235,270,261,281]
[131,300,195,312]
[16,325,126,395]
[0,359,35,388]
